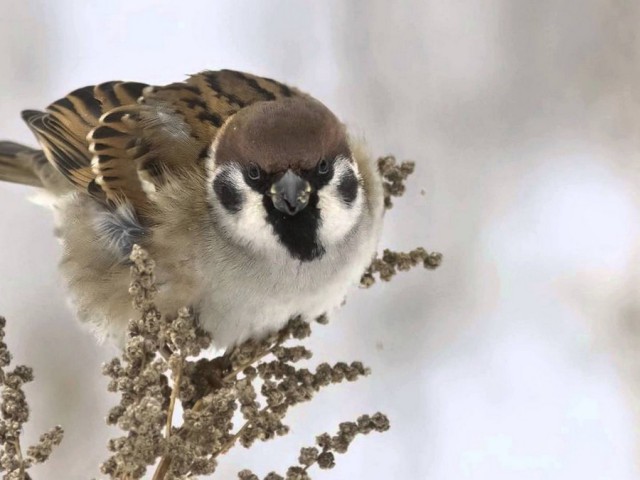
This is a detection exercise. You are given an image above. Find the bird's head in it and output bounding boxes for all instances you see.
[208,96,365,262]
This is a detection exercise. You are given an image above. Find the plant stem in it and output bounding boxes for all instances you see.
[165,357,183,439]
[14,437,25,478]
[152,354,183,480]
[152,457,171,480]
[214,405,270,458]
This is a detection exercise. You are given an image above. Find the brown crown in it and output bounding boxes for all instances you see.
[214,96,350,173]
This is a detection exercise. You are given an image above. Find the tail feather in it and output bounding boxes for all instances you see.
[0,141,44,188]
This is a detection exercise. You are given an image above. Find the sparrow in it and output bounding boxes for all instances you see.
[0,69,384,348]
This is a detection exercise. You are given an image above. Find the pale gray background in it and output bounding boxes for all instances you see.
[1,1,639,478]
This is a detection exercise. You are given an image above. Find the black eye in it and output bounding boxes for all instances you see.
[318,158,330,174]
[248,164,261,180]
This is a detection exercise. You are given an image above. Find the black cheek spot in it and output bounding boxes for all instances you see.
[337,168,359,206]
[213,174,242,213]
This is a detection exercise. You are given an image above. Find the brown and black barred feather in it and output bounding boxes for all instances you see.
[18,70,301,216]
[21,81,148,203]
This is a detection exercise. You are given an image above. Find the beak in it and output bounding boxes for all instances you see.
[270,170,311,216]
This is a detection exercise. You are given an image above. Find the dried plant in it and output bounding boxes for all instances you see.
[101,247,386,479]
[237,412,390,480]
[361,247,443,287]
[0,317,64,479]
[0,154,440,479]
[378,156,416,209]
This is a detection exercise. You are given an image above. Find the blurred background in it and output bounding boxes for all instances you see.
[1,1,640,478]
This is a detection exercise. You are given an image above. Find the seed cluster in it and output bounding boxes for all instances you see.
[0,317,64,479]
[101,246,379,479]
[238,412,390,480]
[101,246,214,479]
[361,247,443,287]
[362,155,443,287]
[377,155,416,209]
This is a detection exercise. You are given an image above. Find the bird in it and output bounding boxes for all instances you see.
[0,69,385,348]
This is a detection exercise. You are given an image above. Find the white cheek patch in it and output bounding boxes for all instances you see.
[209,166,283,254]
[317,157,364,246]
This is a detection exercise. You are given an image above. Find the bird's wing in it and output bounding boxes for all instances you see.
[24,70,301,214]
[21,81,149,204]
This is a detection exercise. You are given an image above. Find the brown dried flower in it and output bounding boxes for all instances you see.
[361,247,443,287]
[0,317,64,479]
[100,246,379,479]
[378,155,416,209]
[239,412,390,480]
[359,155,443,287]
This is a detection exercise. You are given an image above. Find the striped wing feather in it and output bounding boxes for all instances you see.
[22,82,148,201]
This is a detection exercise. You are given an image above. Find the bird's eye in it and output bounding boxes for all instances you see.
[318,158,330,174]
[248,164,261,180]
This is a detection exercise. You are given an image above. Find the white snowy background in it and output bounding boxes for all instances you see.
[1,1,640,478]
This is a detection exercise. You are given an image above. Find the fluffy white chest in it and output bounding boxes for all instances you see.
[196,235,374,348]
